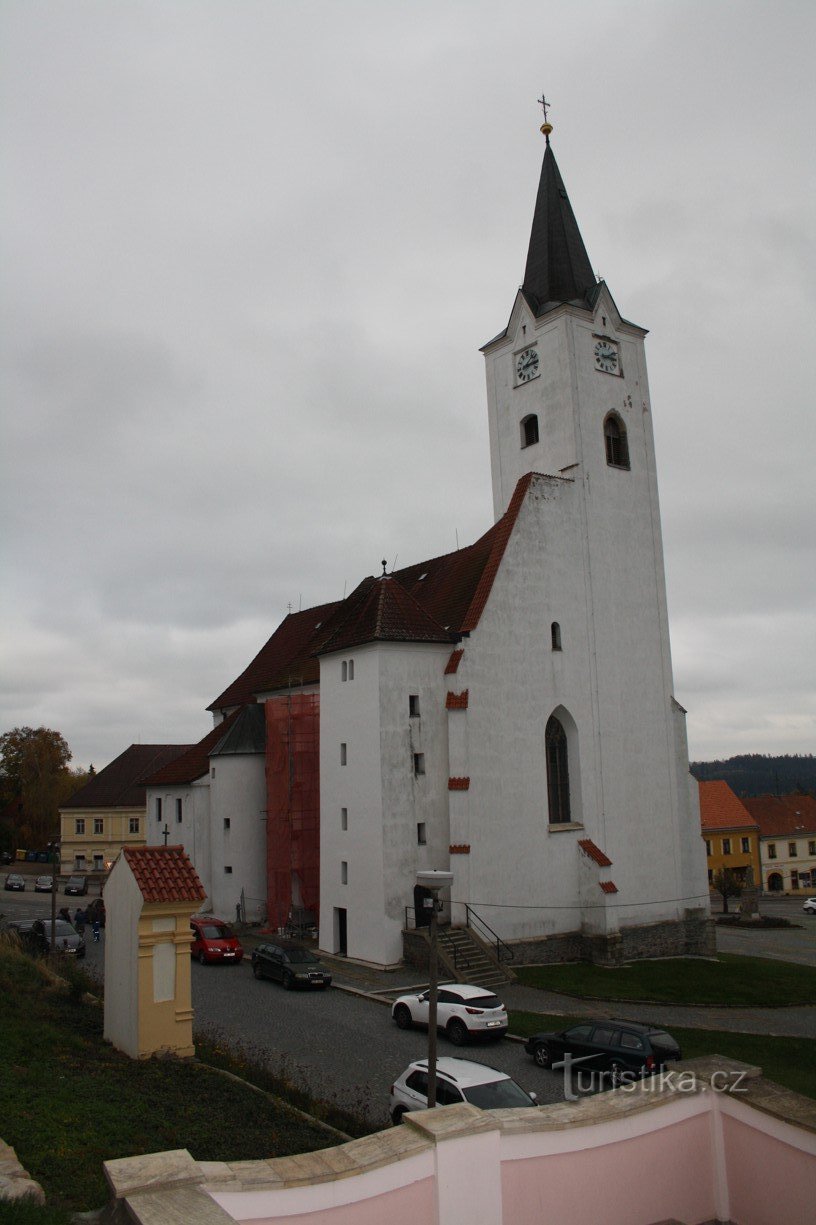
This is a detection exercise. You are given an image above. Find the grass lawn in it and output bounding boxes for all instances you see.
[0,944,361,1218]
[508,1011,816,1101]
[515,953,816,1006]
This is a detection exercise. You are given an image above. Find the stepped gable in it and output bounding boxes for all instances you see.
[315,572,455,655]
[741,793,816,837]
[122,844,206,904]
[144,708,243,786]
[698,779,758,831]
[61,744,194,809]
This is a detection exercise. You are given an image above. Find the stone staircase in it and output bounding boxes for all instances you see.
[435,925,513,989]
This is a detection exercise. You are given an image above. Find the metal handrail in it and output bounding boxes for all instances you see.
[465,905,514,963]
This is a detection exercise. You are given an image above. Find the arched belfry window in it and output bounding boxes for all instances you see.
[520,414,539,449]
[545,715,571,824]
[604,413,630,469]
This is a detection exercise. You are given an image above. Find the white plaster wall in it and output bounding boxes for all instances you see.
[103,856,144,1057]
[209,753,267,922]
[145,781,212,907]
[319,641,450,965]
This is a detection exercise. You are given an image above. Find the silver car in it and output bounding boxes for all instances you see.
[390,1057,537,1124]
[391,983,508,1044]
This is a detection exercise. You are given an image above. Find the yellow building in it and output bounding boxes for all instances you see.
[698,779,761,891]
[60,744,191,875]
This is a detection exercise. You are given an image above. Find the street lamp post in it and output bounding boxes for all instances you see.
[416,869,453,1109]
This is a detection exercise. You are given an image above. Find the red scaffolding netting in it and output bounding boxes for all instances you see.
[265,693,320,932]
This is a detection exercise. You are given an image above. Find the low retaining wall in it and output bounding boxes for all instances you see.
[104,1059,816,1225]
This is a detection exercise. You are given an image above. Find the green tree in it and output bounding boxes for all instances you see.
[0,726,73,846]
[712,867,743,915]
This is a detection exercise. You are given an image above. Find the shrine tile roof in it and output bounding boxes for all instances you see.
[61,744,195,810]
[740,794,816,838]
[122,845,206,904]
[207,474,536,711]
[578,839,613,867]
[144,709,244,786]
[698,780,758,832]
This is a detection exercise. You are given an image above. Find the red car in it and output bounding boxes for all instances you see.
[190,916,243,966]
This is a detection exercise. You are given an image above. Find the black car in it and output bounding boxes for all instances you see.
[4,872,25,891]
[251,941,332,990]
[524,1020,681,1086]
[23,918,86,959]
[65,875,88,896]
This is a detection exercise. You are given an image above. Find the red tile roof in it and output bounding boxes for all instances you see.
[449,844,471,854]
[316,574,455,655]
[208,473,540,711]
[741,794,816,837]
[698,780,758,832]
[122,845,206,904]
[61,744,195,809]
[599,880,619,894]
[446,690,469,709]
[578,839,613,867]
[448,777,471,791]
[144,709,243,786]
[444,649,464,675]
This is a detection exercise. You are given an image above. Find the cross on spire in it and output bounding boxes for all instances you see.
[537,94,551,123]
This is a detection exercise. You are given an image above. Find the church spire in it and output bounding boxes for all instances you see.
[521,106,596,316]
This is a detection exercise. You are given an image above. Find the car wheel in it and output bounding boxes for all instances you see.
[198,952,208,966]
[252,961,263,979]
[608,1061,625,1088]
[282,970,295,990]
[393,1004,413,1030]
[391,1106,407,1125]
[446,1018,469,1046]
[532,1043,554,1069]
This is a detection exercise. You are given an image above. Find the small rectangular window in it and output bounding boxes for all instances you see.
[341,807,348,831]
[348,660,354,680]
[341,661,347,681]
[768,843,777,859]
[409,694,420,718]
[211,767,215,778]
[704,839,712,856]
[223,818,231,830]
[707,868,713,883]
[224,866,233,874]
[156,798,162,821]
[809,841,816,856]
[93,818,103,835]
[789,842,797,857]
[741,837,750,854]
[340,742,347,766]
[129,817,140,835]
[75,818,85,835]
[75,855,86,869]
[93,854,104,870]
[417,822,427,845]
[341,860,348,885]
[176,798,182,823]
[721,838,731,855]
[413,752,425,776]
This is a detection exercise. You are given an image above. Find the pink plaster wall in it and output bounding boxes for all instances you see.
[501,1114,715,1225]
[237,1177,435,1225]
[722,1112,814,1225]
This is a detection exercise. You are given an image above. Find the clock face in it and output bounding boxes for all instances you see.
[515,347,540,384]
[594,339,619,375]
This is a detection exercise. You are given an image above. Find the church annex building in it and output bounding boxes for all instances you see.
[141,122,710,968]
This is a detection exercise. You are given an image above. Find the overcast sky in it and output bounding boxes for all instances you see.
[1,0,814,773]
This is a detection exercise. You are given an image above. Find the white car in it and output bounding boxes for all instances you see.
[391,983,508,1045]
[803,897,816,915]
[389,1057,537,1124]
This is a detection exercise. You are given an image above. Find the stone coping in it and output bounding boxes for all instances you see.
[103,1057,816,1205]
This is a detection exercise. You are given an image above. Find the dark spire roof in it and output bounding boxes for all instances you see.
[521,141,596,315]
[315,572,456,656]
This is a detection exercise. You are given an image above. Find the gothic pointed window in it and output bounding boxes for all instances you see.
[521,414,539,448]
[545,715,571,824]
[604,413,630,469]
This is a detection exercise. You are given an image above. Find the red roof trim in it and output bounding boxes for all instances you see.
[122,845,206,905]
[449,844,471,854]
[446,690,469,710]
[444,649,464,675]
[578,838,613,867]
[599,880,618,894]
[448,777,471,791]
[460,473,534,633]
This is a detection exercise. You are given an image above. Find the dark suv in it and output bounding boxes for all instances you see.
[65,875,88,896]
[524,1019,681,1086]
[251,940,332,990]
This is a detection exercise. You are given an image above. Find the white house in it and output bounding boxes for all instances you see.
[146,119,710,967]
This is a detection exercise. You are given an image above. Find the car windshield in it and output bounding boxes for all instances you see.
[647,1030,679,1049]
[284,949,319,964]
[463,1079,534,1109]
[199,924,233,940]
[458,993,502,1010]
[44,921,76,935]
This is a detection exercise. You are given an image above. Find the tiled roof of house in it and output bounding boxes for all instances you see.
[207,474,536,711]
[122,845,206,904]
[698,780,758,832]
[315,574,455,655]
[578,839,613,868]
[741,794,816,838]
[61,744,195,810]
[144,709,244,786]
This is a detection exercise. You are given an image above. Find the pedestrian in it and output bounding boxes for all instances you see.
[92,919,101,943]
[74,907,86,935]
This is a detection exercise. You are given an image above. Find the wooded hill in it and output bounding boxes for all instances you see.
[690,754,816,798]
